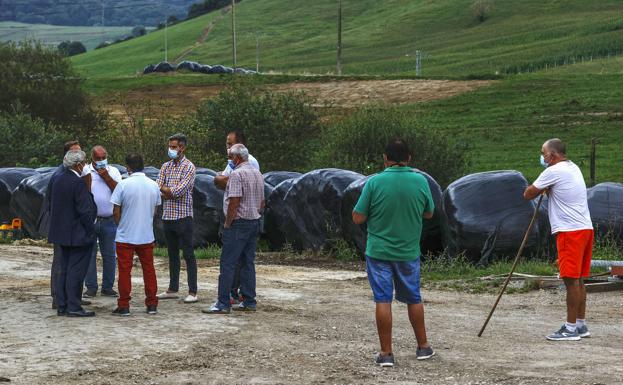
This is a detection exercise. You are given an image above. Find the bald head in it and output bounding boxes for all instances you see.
[543,138,566,156]
[541,138,567,166]
[91,145,107,162]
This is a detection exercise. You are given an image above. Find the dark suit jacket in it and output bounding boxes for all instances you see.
[36,164,65,236]
[48,169,97,247]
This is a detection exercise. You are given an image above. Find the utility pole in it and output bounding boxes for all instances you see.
[232,0,237,68]
[164,18,168,62]
[101,0,105,39]
[416,50,422,76]
[336,0,342,75]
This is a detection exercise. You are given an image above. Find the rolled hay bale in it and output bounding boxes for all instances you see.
[9,172,54,238]
[442,170,547,264]
[0,168,38,223]
[280,169,364,251]
[263,171,302,187]
[588,182,623,244]
[192,174,224,247]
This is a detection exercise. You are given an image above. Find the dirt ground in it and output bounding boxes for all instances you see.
[103,79,493,120]
[1,245,622,385]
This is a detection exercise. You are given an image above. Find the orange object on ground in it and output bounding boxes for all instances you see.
[556,229,594,278]
[11,218,22,229]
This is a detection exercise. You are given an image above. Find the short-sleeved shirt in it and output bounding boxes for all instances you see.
[224,162,264,220]
[533,160,592,234]
[110,172,161,245]
[354,167,434,262]
[82,164,122,217]
[157,156,195,220]
[222,153,260,176]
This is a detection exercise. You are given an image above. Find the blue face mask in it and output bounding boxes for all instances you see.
[168,148,178,159]
[227,159,235,170]
[95,159,108,170]
[540,155,549,168]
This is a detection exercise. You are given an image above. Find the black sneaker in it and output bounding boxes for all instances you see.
[416,346,435,360]
[146,305,158,315]
[374,352,395,367]
[112,307,130,316]
[83,289,97,298]
[101,289,118,297]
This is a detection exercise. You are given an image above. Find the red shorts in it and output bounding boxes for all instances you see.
[556,229,594,279]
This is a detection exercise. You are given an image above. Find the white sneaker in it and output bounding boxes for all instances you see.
[156,291,179,299]
[183,294,198,303]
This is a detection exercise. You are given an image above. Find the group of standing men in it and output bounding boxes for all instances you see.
[46,131,264,317]
[44,133,593,367]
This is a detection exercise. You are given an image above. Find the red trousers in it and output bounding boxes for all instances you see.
[116,242,158,309]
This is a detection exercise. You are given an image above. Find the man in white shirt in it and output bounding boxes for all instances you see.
[213,131,261,304]
[524,138,594,341]
[110,154,161,316]
[83,145,123,298]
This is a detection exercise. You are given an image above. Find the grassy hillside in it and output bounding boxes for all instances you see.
[73,0,623,78]
[0,22,133,50]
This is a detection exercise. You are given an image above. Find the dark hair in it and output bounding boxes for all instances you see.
[63,140,80,155]
[168,133,187,147]
[384,139,410,163]
[545,138,566,155]
[125,153,144,172]
[228,130,246,146]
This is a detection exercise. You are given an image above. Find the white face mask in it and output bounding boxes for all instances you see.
[540,154,549,168]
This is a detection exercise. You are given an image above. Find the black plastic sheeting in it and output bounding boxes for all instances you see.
[263,171,302,187]
[196,168,217,176]
[340,169,445,259]
[442,171,546,264]
[588,182,623,243]
[280,169,364,251]
[0,168,38,223]
[191,174,224,247]
[144,61,257,76]
[9,172,54,238]
[110,164,127,175]
[263,178,296,250]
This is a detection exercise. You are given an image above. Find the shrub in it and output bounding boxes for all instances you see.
[0,112,63,167]
[0,41,104,136]
[314,106,470,187]
[195,80,321,172]
[472,0,493,23]
[57,41,86,57]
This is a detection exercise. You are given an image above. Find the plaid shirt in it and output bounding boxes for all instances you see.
[224,162,264,220]
[157,156,195,220]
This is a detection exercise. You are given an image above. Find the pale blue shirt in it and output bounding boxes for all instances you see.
[110,172,161,245]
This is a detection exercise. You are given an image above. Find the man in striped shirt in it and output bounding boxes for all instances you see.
[156,133,198,303]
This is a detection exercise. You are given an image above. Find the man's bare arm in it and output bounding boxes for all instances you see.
[113,205,121,225]
[214,175,229,190]
[352,211,367,225]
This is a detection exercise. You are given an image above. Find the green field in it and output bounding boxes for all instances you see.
[72,0,623,78]
[68,0,623,184]
[0,21,134,51]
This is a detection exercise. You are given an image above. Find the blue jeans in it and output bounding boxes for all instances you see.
[85,217,117,292]
[366,256,422,304]
[217,219,260,309]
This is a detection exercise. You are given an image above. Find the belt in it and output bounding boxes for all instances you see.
[97,216,113,220]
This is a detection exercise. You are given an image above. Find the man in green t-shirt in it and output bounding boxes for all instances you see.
[352,139,435,367]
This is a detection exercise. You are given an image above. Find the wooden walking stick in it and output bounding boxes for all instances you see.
[477,193,544,337]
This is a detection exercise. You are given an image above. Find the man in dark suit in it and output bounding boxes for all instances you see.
[39,140,84,309]
[48,150,98,317]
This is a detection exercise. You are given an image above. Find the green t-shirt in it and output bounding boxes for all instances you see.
[353,167,434,262]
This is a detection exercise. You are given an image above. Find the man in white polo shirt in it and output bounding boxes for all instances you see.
[524,138,594,341]
[83,145,123,298]
[110,154,161,316]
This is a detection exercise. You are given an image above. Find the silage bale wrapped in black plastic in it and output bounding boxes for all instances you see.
[9,172,54,238]
[176,60,199,72]
[0,168,38,223]
[442,170,546,264]
[143,64,156,74]
[192,174,224,247]
[196,167,217,176]
[263,171,302,187]
[35,167,57,173]
[111,164,127,175]
[588,182,623,243]
[199,64,212,74]
[264,178,297,250]
[154,61,175,73]
[281,168,364,251]
[340,169,445,259]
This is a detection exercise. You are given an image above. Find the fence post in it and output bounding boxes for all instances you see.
[590,138,596,187]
